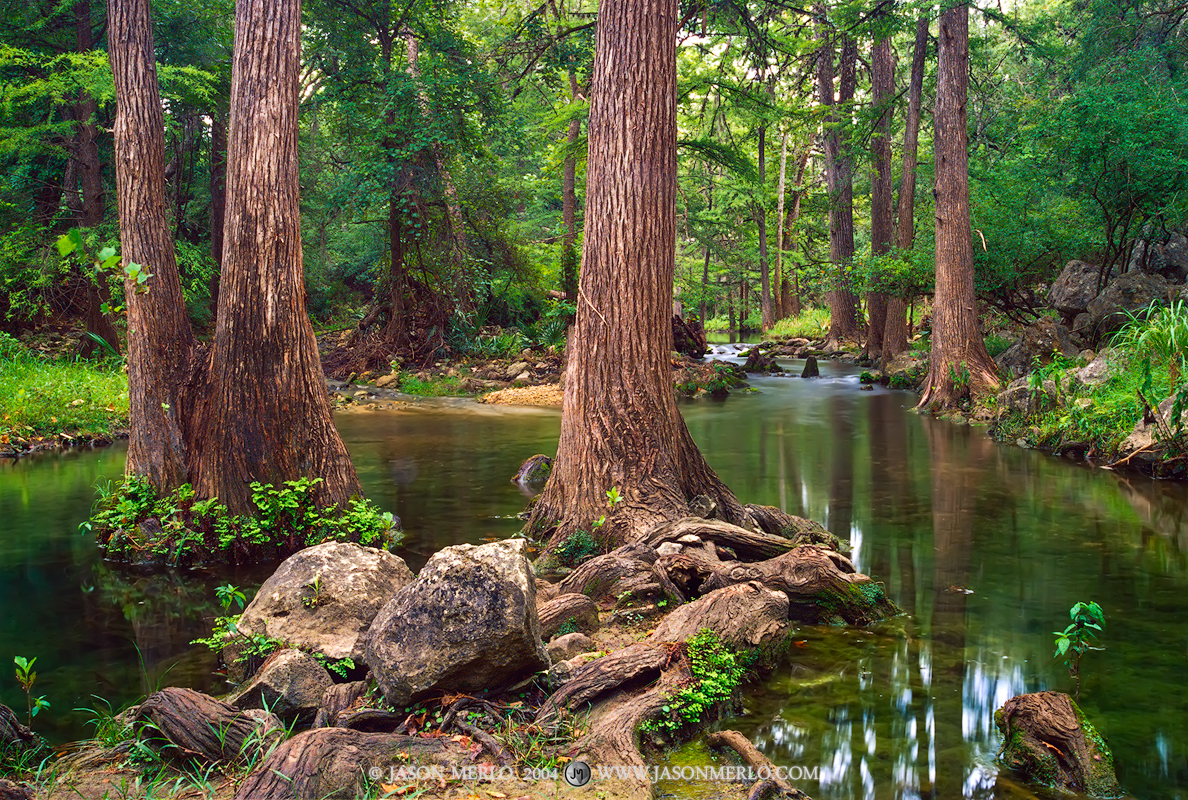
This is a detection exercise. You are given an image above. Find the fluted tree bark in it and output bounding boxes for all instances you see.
[527,0,752,548]
[920,2,999,409]
[108,0,362,516]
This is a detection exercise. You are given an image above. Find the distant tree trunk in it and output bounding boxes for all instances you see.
[866,30,894,360]
[108,0,197,490]
[527,0,752,548]
[405,31,470,312]
[74,0,121,358]
[817,16,860,348]
[192,0,362,511]
[773,131,788,323]
[884,15,929,368]
[919,3,999,409]
[781,146,811,319]
[757,112,773,331]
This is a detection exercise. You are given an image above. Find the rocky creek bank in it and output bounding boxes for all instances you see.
[9,505,908,800]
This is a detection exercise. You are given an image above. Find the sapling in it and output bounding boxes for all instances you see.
[1053,601,1104,702]
[14,656,50,727]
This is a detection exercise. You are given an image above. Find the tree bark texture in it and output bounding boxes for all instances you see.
[866,32,894,359]
[920,3,999,409]
[561,68,582,303]
[526,0,751,547]
[757,81,773,331]
[817,19,860,347]
[884,15,930,368]
[773,131,788,323]
[134,688,282,764]
[108,0,198,492]
[781,146,811,318]
[193,0,362,512]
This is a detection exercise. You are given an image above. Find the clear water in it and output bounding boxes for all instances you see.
[1,360,1185,799]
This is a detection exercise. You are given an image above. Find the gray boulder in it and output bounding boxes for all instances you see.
[228,649,333,725]
[994,319,1080,380]
[1072,352,1114,389]
[1047,260,1102,319]
[1128,233,1188,281]
[364,539,549,708]
[1086,271,1169,340]
[547,632,597,663]
[1117,393,1188,468]
[227,542,414,679]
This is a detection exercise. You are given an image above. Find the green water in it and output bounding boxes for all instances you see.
[1,360,1185,798]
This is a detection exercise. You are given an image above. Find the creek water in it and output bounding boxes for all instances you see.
[1,357,1185,798]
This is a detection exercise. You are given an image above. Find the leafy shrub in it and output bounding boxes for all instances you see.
[85,477,402,567]
[642,629,751,736]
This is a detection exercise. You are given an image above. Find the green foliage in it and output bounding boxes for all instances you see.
[674,363,748,397]
[984,334,1013,358]
[1053,601,1105,702]
[396,373,468,396]
[554,529,599,568]
[0,343,128,441]
[642,629,750,736]
[1112,299,1188,386]
[85,477,402,567]
[765,307,831,339]
[13,656,49,727]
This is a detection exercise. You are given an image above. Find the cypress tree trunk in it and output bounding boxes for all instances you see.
[817,15,860,348]
[920,3,999,409]
[866,31,894,360]
[108,0,197,491]
[527,0,752,547]
[193,0,362,511]
[884,15,930,368]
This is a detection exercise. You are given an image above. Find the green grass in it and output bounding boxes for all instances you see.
[765,307,830,340]
[0,335,129,440]
[397,373,469,396]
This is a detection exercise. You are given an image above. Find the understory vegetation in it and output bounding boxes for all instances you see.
[84,477,402,567]
[0,332,128,444]
[988,302,1188,476]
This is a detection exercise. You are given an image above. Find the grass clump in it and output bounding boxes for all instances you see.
[765,307,830,340]
[84,476,402,567]
[397,372,469,396]
[0,332,129,441]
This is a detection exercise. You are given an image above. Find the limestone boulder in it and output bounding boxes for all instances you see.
[364,539,549,708]
[1086,271,1169,339]
[994,319,1081,380]
[1047,260,1102,318]
[547,632,597,663]
[1127,233,1188,281]
[228,649,334,725]
[227,542,414,679]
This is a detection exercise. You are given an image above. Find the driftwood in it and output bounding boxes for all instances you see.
[134,688,281,764]
[312,680,369,728]
[538,593,601,639]
[234,728,465,800]
[642,518,797,561]
[0,705,34,751]
[745,505,850,553]
[0,780,34,800]
[707,730,812,799]
[995,692,1121,797]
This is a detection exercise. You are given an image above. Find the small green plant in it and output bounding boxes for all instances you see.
[13,656,49,727]
[642,629,750,736]
[216,583,247,614]
[555,529,600,567]
[605,486,623,507]
[302,573,325,609]
[1054,601,1104,702]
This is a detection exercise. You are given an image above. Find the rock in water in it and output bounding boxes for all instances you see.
[801,356,820,378]
[226,541,414,680]
[512,454,553,487]
[364,539,550,708]
[995,691,1122,798]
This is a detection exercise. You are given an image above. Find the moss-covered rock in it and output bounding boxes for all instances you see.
[995,691,1122,798]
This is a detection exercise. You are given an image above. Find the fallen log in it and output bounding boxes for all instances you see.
[134,688,282,764]
[707,729,812,799]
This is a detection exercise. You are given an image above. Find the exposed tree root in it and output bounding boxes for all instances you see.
[707,730,812,799]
